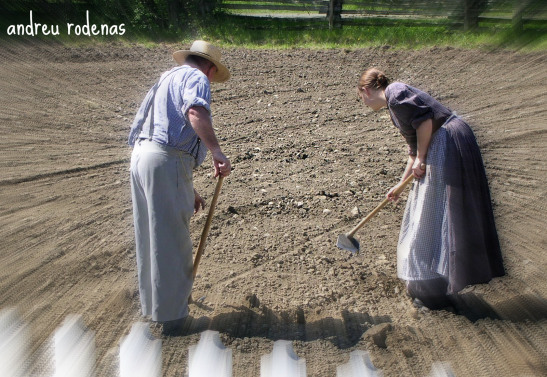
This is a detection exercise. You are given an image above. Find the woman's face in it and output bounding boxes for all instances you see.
[358,87,384,111]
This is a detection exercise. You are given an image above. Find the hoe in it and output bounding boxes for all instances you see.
[337,174,415,254]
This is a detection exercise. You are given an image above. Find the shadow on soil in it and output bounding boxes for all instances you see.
[183,291,547,344]
[186,305,391,349]
[454,291,547,322]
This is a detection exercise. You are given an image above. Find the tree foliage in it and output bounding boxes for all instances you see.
[2,0,221,33]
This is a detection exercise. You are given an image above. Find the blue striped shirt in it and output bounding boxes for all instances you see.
[128,65,211,166]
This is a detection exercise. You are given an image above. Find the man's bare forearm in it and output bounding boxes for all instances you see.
[187,106,222,155]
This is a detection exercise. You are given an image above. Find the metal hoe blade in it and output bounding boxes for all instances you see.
[336,233,360,254]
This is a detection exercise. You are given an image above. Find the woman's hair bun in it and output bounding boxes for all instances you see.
[376,73,388,88]
[358,68,390,90]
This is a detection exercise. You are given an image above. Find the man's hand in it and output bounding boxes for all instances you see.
[194,189,206,214]
[212,151,231,178]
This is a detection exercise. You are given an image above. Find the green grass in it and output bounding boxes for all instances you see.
[190,14,547,51]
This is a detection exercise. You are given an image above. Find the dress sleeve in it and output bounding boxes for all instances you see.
[390,89,433,130]
[387,84,434,156]
[181,73,211,116]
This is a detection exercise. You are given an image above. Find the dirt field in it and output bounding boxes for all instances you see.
[0,40,546,376]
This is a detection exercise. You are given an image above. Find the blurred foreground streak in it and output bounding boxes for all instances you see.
[0,307,458,376]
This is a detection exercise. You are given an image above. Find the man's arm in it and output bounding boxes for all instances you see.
[187,106,231,177]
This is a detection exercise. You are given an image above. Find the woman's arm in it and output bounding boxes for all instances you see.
[386,118,433,201]
[387,155,415,202]
[412,118,433,178]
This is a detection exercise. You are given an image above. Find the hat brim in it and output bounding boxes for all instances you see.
[173,50,230,83]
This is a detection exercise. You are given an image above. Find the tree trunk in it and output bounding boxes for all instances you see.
[463,0,487,31]
[327,0,343,29]
[512,0,534,32]
[167,0,180,29]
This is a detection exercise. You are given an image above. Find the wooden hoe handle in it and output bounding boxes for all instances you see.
[192,176,224,280]
[347,174,415,238]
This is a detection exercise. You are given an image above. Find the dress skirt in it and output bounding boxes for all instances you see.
[397,116,505,295]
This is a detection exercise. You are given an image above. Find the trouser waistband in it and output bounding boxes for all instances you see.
[136,139,192,158]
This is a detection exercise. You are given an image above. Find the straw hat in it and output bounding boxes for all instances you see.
[173,40,230,83]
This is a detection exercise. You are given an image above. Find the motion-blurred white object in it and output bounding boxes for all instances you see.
[188,330,232,377]
[54,314,95,377]
[0,309,459,377]
[0,308,29,377]
[261,340,306,377]
[336,350,382,377]
[120,322,161,377]
[429,361,456,377]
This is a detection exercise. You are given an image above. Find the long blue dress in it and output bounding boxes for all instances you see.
[385,82,505,296]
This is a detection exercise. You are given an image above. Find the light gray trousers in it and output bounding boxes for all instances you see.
[130,139,195,322]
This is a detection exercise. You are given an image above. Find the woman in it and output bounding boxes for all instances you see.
[357,68,504,309]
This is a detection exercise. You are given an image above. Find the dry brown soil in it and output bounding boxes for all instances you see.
[0,40,546,376]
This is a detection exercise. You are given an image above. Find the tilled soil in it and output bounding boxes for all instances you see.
[0,40,546,376]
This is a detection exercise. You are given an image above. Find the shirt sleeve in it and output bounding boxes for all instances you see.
[181,73,211,117]
[128,85,155,146]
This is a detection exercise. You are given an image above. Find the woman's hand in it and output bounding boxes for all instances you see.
[411,158,426,179]
[387,183,403,202]
[193,190,206,214]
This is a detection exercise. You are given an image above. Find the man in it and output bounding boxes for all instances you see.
[128,40,231,335]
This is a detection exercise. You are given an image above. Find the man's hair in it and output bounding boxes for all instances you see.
[185,54,215,70]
